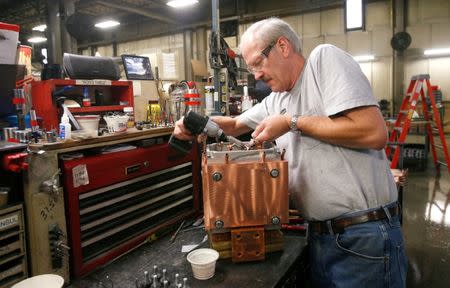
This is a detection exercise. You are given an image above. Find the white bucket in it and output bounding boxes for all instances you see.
[12,274,64,288]
[0,22,19,64]
[103,115,128,133]
[187,248,219,280]
[74,115,100,137]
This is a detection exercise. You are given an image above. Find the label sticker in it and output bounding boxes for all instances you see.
[0,214,19,231]
[73,164,89,188]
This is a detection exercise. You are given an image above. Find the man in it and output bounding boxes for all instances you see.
[174,17,407,287]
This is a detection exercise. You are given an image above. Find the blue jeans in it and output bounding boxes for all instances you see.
[308,206,407,288]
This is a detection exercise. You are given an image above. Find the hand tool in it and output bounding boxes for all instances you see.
[170,220,185,243]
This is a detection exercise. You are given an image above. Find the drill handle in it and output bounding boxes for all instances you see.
[168,134,193,155]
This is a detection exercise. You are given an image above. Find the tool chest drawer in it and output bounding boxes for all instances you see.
[0,204,28,288]
[61,141,200,277]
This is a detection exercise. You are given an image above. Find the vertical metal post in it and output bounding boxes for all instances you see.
[392,0,406,115]
[47,0,62,64]
[184,30,193,81]
[61,0,77,54]
[212,0,221,115]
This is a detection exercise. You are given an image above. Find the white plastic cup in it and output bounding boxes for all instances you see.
[11,274,64,288]
[187,248,219,280]
[74,115,100,137]
[103,115,128,133]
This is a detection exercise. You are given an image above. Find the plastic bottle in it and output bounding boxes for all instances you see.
[204,86,215,116]
[123,106,135,128]
[241,86,253,112]
[82,87,91,107]
[59,112,71,140]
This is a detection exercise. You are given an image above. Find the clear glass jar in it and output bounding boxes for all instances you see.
[123,106,135,128]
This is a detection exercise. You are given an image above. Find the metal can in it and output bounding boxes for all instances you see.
[2,127,17,142]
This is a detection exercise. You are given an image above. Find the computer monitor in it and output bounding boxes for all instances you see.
[121,55,154,80]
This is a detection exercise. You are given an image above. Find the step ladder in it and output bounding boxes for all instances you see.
[385,74,450,172]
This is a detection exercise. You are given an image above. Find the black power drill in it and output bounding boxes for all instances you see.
[169,111,246,154]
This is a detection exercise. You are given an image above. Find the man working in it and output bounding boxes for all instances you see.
[174,17,407,287]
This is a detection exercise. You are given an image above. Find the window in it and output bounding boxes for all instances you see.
[345,0,365,31]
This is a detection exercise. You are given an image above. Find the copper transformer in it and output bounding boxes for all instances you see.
[202,142,289,262]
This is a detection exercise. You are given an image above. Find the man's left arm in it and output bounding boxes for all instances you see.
[252,105,387,150]
[295,105,388,150]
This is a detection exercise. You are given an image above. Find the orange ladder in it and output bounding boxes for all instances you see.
[385,74,450,172]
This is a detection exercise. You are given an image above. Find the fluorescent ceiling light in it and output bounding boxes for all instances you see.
[32,24,47,32]
[28,36,47,43]
[353,55,375,62]
[95,20,120,29]
[167,0,199,8]
[424,48,450,56]
[345,0,364,30]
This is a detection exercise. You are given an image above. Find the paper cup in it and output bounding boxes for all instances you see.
[187,248,219,280]
[12,274,64,288]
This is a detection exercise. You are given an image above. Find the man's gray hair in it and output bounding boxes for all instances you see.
[239,17,302,54]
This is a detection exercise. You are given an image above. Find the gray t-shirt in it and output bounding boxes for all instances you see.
[238,44,397,220]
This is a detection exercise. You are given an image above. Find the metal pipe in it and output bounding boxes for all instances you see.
[61,0,77,54]
[46,0,62,64]
[212,0,221,115]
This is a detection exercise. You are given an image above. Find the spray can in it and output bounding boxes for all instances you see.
[82,87,91,107]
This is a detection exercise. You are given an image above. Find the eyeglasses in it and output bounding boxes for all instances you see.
[246,40,276,74]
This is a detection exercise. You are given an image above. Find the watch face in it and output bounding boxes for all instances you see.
[290,116,298,131]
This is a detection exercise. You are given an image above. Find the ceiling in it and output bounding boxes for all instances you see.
[0,0,347,48]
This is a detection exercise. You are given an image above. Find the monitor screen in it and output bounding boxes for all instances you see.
[121,55,154,80]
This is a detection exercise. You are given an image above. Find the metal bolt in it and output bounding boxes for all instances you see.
[270,169,279,178]
[215,220,224,229]
[212,172,222,181]
[271,216,280,225]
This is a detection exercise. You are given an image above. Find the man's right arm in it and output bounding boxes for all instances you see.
[173,115,252,140]
[210,116,252,137]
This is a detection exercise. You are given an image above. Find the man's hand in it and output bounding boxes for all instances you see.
[251,114,290,142]
[173,117,194,141]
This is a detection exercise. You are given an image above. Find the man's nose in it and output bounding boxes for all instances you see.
[253,71,263,80]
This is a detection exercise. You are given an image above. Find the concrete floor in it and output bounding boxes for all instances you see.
[403,161,450,288]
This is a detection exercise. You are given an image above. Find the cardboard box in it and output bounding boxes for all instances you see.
[0,22,19,65]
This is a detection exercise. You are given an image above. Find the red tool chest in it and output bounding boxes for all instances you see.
[61,141,200,277]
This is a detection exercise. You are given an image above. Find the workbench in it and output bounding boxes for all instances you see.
[66,226,308,288]
[23,127,200,282]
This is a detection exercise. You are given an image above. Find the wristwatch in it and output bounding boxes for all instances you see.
[290,115,300,133]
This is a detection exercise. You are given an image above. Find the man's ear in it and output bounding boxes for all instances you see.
[277,36,291,57]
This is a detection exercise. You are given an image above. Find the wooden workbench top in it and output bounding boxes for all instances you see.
[28,127,174,152]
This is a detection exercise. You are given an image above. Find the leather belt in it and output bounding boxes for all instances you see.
[309,204,400,234]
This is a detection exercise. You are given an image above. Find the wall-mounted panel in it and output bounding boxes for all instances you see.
[302,36,324,57]
[372,28,392,56]
[430,57,450,101]
[347,31,371,56]
[282,15,302,35]
[407,24,431,50]
[324,35,347,51]
[366,1,391,31]
[372,57,392,101]
[321,8,343,36]
[302,12,321,38]
[420,0,450,23]
[431,23,450,47]
[404,59,428,86]
[408,0,420,25]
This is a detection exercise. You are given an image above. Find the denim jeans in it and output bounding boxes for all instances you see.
[308,206,407,288]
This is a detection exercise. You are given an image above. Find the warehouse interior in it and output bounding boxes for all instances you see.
[0,0,449,287]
